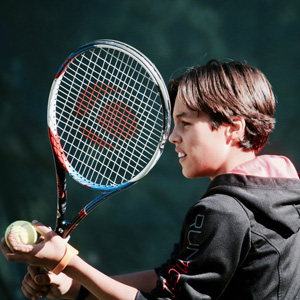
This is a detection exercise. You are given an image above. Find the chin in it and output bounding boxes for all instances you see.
[182,169,214,179]
[182,170,199,179]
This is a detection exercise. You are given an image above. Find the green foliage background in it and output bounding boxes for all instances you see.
[0,0,299,299]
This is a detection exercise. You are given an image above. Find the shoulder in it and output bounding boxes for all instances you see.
[188,173,255,223]
[189,192,249,222]
[179,192,251,262]
[184,192,250,237]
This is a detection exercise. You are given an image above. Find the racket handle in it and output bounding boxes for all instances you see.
[38,267,48,274]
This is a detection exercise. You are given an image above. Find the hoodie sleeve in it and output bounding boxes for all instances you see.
[135,195,251,300]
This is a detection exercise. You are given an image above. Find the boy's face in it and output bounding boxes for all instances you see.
[169,96,233,179]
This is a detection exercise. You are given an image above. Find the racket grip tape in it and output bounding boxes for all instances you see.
[52,243,79,275]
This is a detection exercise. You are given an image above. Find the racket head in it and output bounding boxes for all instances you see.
[47,39,171,193]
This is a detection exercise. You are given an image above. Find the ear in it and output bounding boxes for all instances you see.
[225,117,246,145]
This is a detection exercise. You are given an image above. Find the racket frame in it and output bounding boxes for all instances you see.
[47,39,171,238]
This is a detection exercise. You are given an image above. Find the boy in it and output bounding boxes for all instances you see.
[2,60,300,300]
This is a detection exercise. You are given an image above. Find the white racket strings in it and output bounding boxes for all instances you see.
[55,47,164,187]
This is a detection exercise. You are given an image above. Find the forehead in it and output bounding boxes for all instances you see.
[173,96,198,119]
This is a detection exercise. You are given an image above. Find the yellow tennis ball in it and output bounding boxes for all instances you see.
[5,220,37,249]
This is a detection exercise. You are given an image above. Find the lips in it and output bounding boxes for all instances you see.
[176,148,186,160]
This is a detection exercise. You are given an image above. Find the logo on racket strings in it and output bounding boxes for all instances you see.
[75,82,138,148]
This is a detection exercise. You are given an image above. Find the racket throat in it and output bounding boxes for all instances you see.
[56,220,71,237]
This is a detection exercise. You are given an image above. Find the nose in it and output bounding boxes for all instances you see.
[168,126,181,144]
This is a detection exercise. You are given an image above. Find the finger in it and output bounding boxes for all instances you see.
[23,270,50,298]
[6,230,34,253]
[1,236,33,263]
[28,265,51,298]
[27,265,40,278]
[22,273,46,300]
[27,265,50,285]
[22,272,41,292]
[22,281,46,300]
[37,235,45,243]
[0,237,12,255]
[21,283,36,300]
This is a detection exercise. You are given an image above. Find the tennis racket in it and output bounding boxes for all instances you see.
[47,39,171,239]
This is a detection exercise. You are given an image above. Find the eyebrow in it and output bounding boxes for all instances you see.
[174,111,193,120]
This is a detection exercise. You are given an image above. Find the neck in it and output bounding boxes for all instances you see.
[210,149,256,180]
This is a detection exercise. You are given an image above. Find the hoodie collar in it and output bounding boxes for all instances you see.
[229,155,299,179]
[207,156,300,237]
[207,168,300,238]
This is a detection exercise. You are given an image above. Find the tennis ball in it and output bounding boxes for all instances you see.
[5,220,38,249]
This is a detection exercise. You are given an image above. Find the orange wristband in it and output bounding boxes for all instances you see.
[52,243,79,275]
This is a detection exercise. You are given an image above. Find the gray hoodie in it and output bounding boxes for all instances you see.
[136,155,300,300]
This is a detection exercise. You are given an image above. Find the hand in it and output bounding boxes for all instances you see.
[21,265,81,300]
[0,221,66,271]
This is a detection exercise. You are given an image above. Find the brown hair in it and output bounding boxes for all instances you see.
[168,60,276,152]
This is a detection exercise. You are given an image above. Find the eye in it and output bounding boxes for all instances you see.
[182,121,191,127]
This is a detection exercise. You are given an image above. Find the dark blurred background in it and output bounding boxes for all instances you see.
[0,0,299,299]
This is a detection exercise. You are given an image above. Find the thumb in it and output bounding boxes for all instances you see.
[35,271,65,285]
[34,272,52,285]
[32,220,55,240]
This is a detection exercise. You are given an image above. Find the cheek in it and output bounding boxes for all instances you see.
[185,136,229,176]
[182,146,208,177]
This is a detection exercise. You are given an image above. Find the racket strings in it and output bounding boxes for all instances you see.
[54,47,164,187]
[86,49,162,184]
